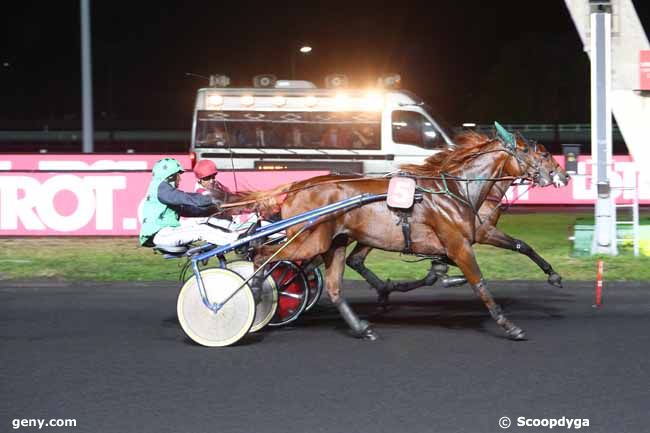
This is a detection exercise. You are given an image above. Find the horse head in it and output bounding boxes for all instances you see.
[529,141,570,188]
[494,122,553,186]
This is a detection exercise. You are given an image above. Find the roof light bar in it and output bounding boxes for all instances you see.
[209,74,230,88]
[240,95,255,107]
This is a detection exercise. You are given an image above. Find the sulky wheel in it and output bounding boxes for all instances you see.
[177,268,255,347]
[304,266,324,312]
[267,261,309,327]
[227,260,278,333]
[179,254,226,283]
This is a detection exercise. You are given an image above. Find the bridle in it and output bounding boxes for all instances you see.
[463,137,539,183]
[493,127,544,184]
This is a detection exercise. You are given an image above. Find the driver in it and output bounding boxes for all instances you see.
[193,159,231,200]
[138,157,239,249]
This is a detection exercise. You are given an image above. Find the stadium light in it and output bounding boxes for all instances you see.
[291,43,313,79]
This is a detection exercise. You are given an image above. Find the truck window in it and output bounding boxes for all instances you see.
[195,110,381,150]
[391,110,446,149]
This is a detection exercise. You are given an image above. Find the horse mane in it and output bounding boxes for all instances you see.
[400,130,496,176]
[229,174,362,213]
[229,131,496,210]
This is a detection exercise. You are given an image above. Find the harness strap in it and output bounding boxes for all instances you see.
[399,212,412,254]
[392,192,424,255]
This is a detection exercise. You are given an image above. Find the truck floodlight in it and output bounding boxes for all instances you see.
[206,94,224,108]
[253,74,277,88]
[275,80,317,89]
[334,92,350,110]
[272,95,286,107]
[304,95,318,107]
[209,74,230,88]
[241,95,255,107]
[362,91,384,111]
[378,73,401,89]
[325,74,349,89]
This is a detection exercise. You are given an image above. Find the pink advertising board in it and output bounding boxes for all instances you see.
[0,154,646,236]
[641,50,650,90]
[0,154,326,236]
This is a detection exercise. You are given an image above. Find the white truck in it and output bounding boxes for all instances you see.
[190,74,454,174]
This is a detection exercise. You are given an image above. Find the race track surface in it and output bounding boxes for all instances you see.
[1,279,649,433]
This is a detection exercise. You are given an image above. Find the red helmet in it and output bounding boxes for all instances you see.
[194,159,218,179]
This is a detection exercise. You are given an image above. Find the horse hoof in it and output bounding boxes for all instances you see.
[361,328,379,341]
[548,273,563,288]
[506,327,526,341]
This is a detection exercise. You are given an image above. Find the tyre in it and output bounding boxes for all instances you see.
[177,268,255,347]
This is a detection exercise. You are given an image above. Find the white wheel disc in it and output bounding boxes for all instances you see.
[227,260,278,332]
[177,268,255,347]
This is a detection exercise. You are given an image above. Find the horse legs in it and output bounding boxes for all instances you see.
[345,243,393,295]
[346,244,434,304]
[479,226,562,288]
[250,227,331,299]
[346,243,468,305]
[326,240,378,340]
[446,239,526,341]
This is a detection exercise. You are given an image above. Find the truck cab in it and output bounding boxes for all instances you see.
[190,74,454,174]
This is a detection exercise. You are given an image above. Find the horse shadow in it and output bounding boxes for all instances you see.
[161,290,569,342]
[297,294,567,339]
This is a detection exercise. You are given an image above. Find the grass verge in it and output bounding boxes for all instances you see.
[0,213,648,282]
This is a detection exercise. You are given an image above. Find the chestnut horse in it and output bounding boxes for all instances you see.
[346,138,569,303]
[243,129,551,341]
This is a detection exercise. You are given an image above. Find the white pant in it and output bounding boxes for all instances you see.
[153,222,240,249]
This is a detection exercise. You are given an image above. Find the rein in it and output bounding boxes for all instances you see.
[413,139,536,227]
[220,137,537,212]
[219,176,377,209]
[219,173,523,210]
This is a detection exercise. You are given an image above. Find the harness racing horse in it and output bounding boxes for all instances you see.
[346,136,570,304]
[246,126,553,341]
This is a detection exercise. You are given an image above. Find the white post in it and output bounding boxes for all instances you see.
[590,3,617,255]
[81,0,94,153]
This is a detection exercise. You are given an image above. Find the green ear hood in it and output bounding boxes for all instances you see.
[494,121,515,149]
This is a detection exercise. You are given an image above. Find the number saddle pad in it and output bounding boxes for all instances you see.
[386,176,416,209]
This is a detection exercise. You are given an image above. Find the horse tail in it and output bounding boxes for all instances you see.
[226,173,364,214]
[227,180,298,214]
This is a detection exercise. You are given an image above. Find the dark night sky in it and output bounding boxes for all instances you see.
[1,0,649,129]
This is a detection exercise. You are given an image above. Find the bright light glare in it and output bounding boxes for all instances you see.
[299,46,312,53]
[241,95,255,106]
[462,122,477,128]
[362,91,384,111]
[206,94,223,107]
[304,96,318,107]
[272,95,286,107]
[334,92,350,110]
